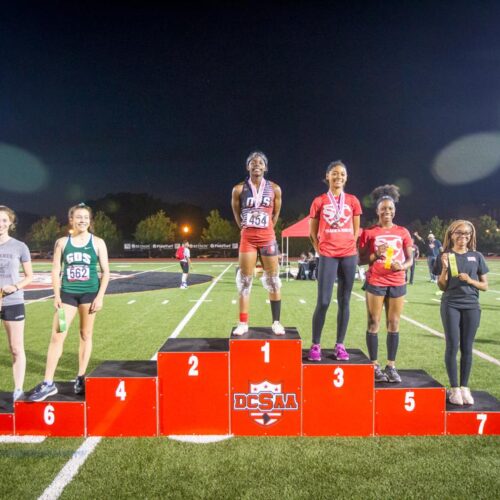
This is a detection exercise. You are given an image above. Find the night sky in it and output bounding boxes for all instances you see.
[1,1,500,225]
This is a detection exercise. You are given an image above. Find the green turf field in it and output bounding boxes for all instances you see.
[1,259,499,499]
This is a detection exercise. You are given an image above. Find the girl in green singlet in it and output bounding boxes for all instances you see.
[30,204,110,401]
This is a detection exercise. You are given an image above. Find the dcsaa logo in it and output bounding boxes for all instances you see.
[233,380,299,426]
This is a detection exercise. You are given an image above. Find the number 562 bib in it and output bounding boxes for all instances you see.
[66,265,90,282]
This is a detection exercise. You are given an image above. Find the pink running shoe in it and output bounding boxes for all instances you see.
[308,344,321,361]
[334,343,349,360]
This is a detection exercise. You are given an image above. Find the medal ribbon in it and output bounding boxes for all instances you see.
[327,190,345,226]
[248,179,267,208]
[57,308,67,333]
[448,253,459,277]
[384,246,394,269]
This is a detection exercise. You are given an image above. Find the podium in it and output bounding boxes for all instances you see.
[86,361,158,437]
[15,383,86,437]
[158,338,230,435]
[375,370,445,436]
[302,349,374,436]
[0,392,14,435]
[230,327,302,436]
[446,391,500,435]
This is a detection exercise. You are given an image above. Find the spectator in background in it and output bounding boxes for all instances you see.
[406,238,420,284]
[414,231,442,282]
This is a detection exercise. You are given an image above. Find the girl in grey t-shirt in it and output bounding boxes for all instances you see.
[0,206,33,402]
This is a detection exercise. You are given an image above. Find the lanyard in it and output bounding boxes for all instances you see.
[248,179,267,208]
[326,190,345,225]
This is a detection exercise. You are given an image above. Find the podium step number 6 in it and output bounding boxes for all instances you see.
[44,405,55,425]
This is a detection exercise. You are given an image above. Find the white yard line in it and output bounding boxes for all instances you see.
[352,290,500,367]
[431,298,441,303]
[0,436,46,444]
[299,299,306,304]
[127,300,136,305]
[486,289,500,294]
[161,300,169,305]
[231,300,237,305]
[38,264,233,500]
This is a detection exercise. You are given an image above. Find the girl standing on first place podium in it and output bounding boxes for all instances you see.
[308,160,362,362]
[358,185,413,383]
[231,151,285,336]
[30,203,110,401]
[434,220,488,406]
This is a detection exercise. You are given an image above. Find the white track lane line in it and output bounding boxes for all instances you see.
[351,291,500,367]
[0,436,46,443]
[38,264,233,500]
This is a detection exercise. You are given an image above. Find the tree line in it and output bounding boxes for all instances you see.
[19,210,500,258]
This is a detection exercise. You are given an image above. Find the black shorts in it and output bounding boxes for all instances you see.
[61,291,98,307]
[0,303,26,322]
[180,261,189,273]
[365,283,407,298]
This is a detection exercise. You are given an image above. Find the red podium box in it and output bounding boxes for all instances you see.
[230,327,302,436]
[86,360,158,437]
[375,370,445,436]
[15,383,85,437]
[446,391,500,435]
[302,349,374,436]
[0,392,14,435]
[158,338,230,436]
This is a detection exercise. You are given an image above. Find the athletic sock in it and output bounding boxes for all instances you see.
[239,312,248,324]
[387,332,399,361]
[270,300,281,322]
[366,331,378,361]
[44,380,53,386]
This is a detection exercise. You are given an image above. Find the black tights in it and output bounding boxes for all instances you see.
[312,255,357,345]
[440,303,481,387]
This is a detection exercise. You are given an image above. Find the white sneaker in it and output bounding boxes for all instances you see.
[233,322,248,336]
[13,389,23,402]
[271,321,285,335]
[461,387,474,405]
[448,387,463,406]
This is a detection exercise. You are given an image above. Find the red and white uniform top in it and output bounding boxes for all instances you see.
[359,224,412,287]
[309,191,362,258]
[239,179,275,240]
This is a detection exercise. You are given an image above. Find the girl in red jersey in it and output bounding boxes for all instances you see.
[308,161,362,361]
[359,185,413,382]
[231,151,284,335]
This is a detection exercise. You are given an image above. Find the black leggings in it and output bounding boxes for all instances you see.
[312,254,357,345]
[440,303,481,387]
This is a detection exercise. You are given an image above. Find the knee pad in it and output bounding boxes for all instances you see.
[236,270,253,296]
[261,271,282,293]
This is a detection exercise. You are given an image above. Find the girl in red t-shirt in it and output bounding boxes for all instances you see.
[308,160,362,362]
[359,185,413,383]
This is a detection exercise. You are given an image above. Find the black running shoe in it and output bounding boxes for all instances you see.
[74,376,85,395]
[29,382,58,402]
[374,365,389,382]
[385,365,402,383]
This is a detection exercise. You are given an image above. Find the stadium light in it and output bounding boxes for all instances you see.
[182,225,191,235]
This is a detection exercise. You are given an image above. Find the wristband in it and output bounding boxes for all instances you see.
[448,253,459,277]
[57,308,67,333]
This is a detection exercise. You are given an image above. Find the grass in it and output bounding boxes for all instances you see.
[0,259,499,499]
